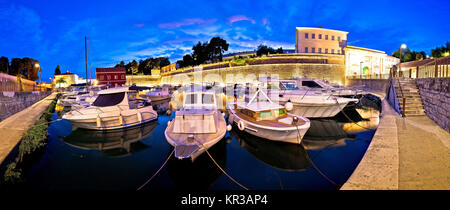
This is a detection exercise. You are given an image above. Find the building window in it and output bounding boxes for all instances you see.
[305,33,309,39]
[304,47,308,53]
[319,34,322,39]
[100,75,104,80]
[121,75,125,79]
[107,75,111,80]
[325,35,328,40]
[332,35,335,40]
[318,48,322,53]
[312,33,315,39]
[311,48,315,53]
[338,36,341,41]
[337,49,340,54]
[331,49,335,54]
[114,75,118,79]
[325,48,328,54]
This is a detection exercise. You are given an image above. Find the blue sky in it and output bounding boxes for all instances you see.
[0,0,449,82]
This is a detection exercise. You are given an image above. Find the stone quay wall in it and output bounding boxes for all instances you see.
[345,79,389,92]
[0,91,52,121]
[416,78,450,132]
[160,63,346,86]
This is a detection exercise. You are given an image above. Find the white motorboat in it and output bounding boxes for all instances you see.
[62,86,158,130]
[281,94,359,118]
[227,89,310,144]
[165,90,227,161]
[259,78,359,118]
[142,86,171,101]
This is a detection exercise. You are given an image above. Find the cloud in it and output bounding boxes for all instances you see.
[158,18,217,29]
[227,15,256,25]
[134,23,145,28]
[262,18,269,25]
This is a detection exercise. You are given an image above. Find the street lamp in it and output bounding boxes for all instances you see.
[399,44,407,77]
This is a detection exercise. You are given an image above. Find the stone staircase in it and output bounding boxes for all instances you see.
[394,78,425,116]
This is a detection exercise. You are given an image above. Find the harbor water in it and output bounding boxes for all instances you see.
[14,99,379,190]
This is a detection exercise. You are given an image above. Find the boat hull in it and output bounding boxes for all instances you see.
[63,107,158,131]
[229,110,310,144]
[165,112,227,161]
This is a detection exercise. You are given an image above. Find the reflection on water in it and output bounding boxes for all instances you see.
[167,139,227,190]
[230,130,310,171]
[10,98,381,190]
[62,121,158,157]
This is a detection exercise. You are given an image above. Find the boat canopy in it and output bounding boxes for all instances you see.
[92,92,125,107]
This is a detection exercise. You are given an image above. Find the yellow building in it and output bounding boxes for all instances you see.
[161,63,178,73]
[295,27,348,54]
[295,27,400,78]
[52,72,84,88]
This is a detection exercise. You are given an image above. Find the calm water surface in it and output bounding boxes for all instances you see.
[23,100,379,190]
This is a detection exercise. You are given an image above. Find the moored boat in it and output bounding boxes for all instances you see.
[165,90,227,161]
[62,86,157,130]
[227,89,310,144]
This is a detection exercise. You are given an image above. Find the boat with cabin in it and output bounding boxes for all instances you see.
[227,89,311,144]
[141,86,171,101]
[62,86,157,130]
[165,90,227,161]
[259,78,359,118]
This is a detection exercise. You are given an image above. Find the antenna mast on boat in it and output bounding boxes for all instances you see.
[87,37,91,87]
[85,36,89,91]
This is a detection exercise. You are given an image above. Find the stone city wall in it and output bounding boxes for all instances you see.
[416,78,450,132]
[160,63,346,86]
[345,79,389,92]
[0,91,52,121]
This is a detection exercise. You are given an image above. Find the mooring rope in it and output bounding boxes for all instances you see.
[294,124,340,187]
[332,97,374,130]
[137,149,174,190]
[31,118,63,127]
[204,149,249,190]
[194,136,249,190]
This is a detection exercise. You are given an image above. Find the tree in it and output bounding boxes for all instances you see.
[256,45,275,56]
[125,60,139,75]
[192,41,210,65]
[182,54,194,67]
[54,65,61,75]
[55,77,66,88]
[207,37,229,62]
[0,56,8,73]
[276,47,284,54]
[9,58,21,76]
[115,61,125,68]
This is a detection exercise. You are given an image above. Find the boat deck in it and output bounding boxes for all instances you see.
[233,109,308,128]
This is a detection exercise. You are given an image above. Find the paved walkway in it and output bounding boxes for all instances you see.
[341,93,450,190]
[0,93,57,164]
[397,116,450,189]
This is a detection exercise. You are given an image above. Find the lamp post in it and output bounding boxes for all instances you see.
[399,44,407,77]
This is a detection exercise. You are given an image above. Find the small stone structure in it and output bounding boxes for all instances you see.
[416,78,450,132]
[0,91,51,121]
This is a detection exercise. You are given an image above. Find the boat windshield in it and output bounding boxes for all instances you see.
[92,92,125,107]
[301,81,323,88]
[184,93,215,105]
[202,94,215,104]
[280,81,299,90]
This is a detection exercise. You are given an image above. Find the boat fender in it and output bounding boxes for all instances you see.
[137,111,142,123]
[96,115,102,128]
[228,114,235,124]
[237,120,245,131]
[285,102,293,111]
[226,124,232,131]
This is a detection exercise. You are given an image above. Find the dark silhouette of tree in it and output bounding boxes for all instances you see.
[0,56,9,73]
[256,45,275,56]
[54,65,61,75]
[208,37,229,62]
